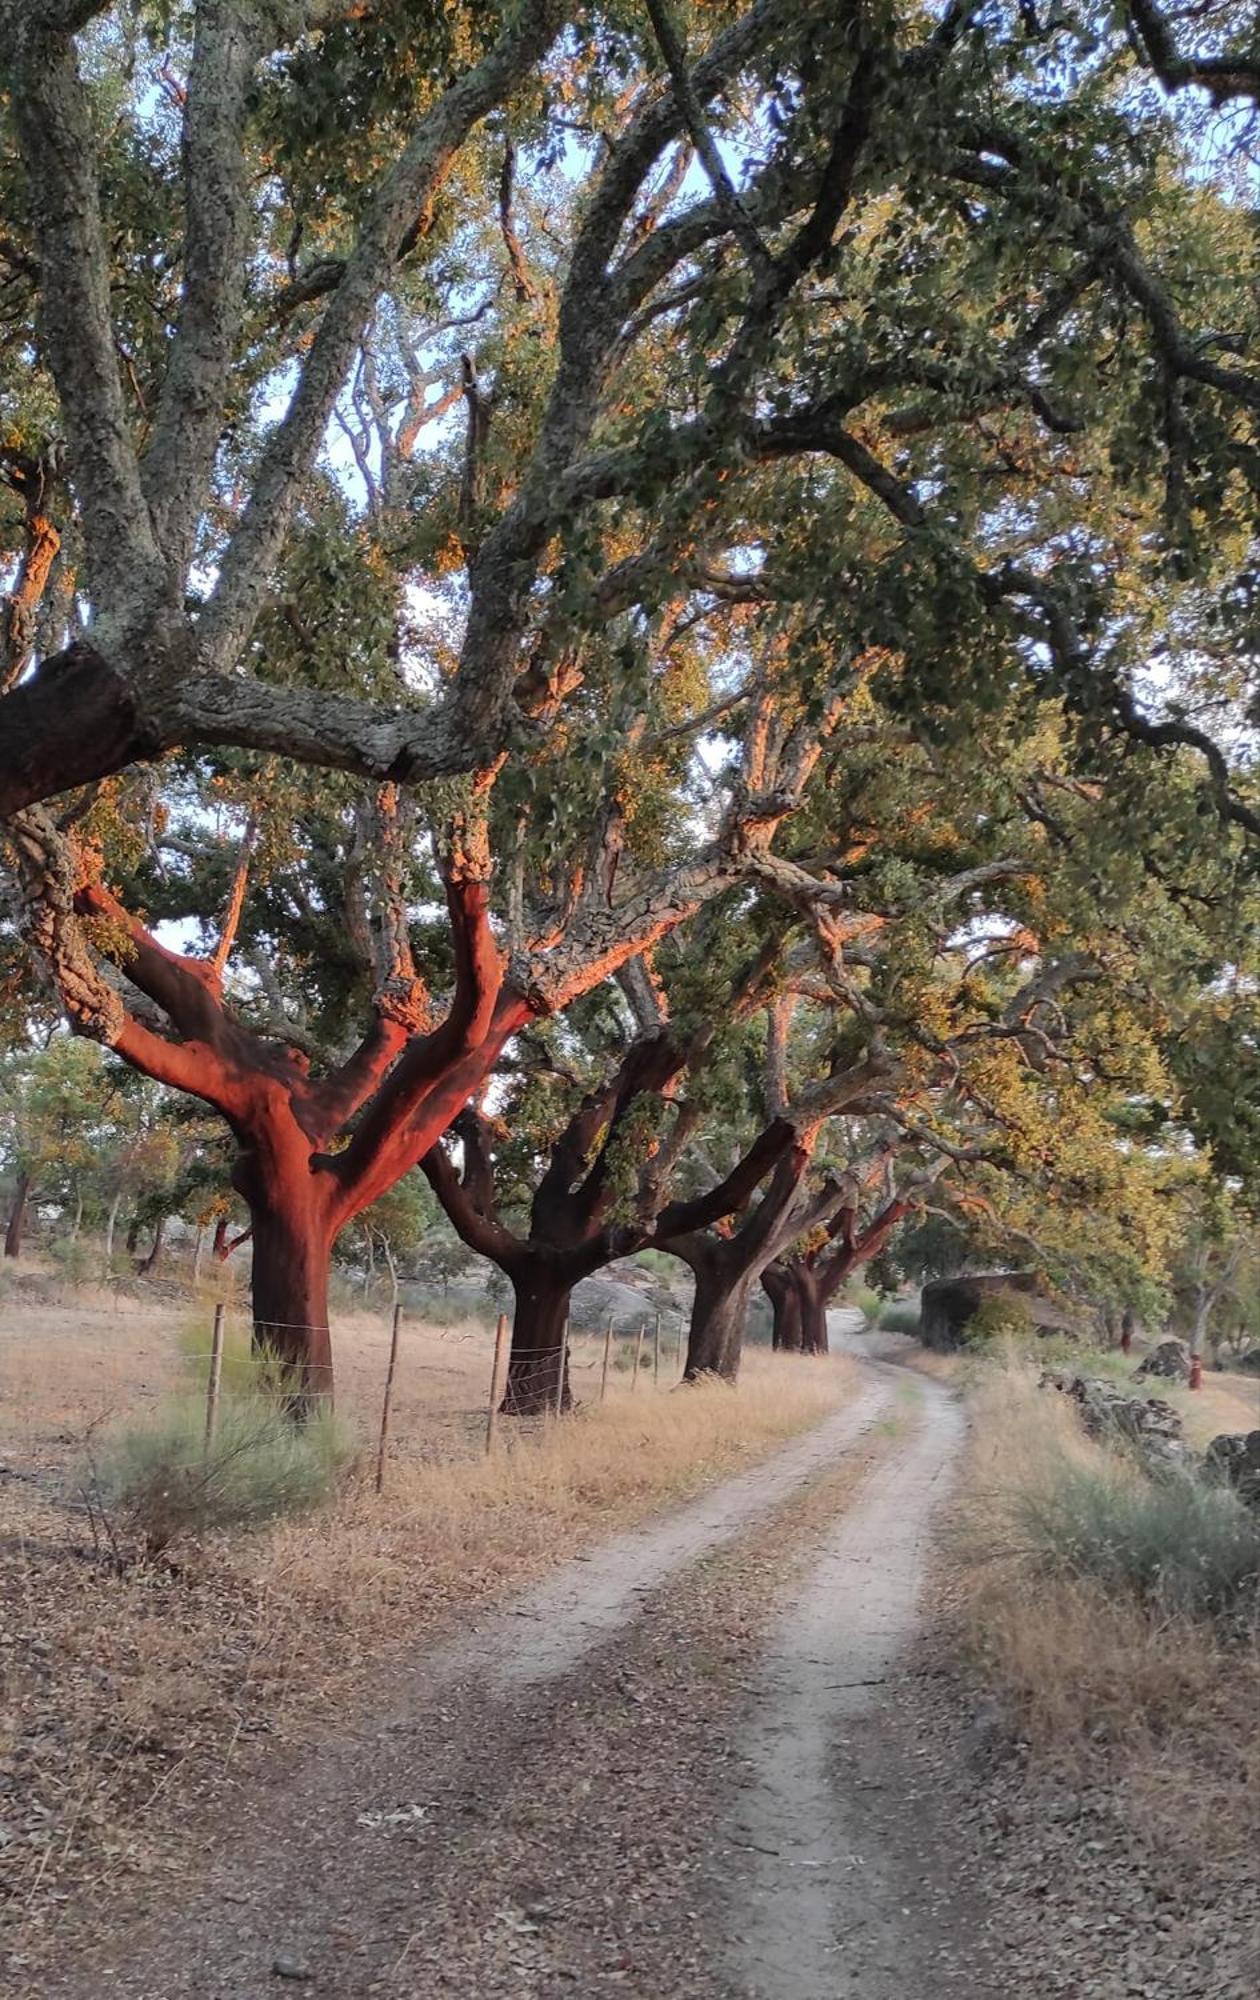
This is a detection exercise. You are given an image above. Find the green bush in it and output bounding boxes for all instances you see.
[92,1391,350,1553]
[1009,1457,1260,1624]
[845,1283,881,1323]
[47,1234,96,1287]
[878,1298,922,1334]
[966,1292,1034,1347]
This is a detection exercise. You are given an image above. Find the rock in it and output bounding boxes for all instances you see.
[1232,1347,1260,1377]
[271,1956,314,1982]
[1041,1371,1193,1474]
[1202,1431,1260,1508]
[1133,1337,1191,1382]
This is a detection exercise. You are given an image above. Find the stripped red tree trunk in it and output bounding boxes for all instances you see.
[772,1191,912,1358]
[22,847,530,1405]
[502,1261,574,1415]
[795,1262,830,1354]
[762,1260,802,1351]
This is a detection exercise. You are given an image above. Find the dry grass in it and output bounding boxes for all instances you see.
[954,1358,1260,1878]
[0,1286,853,1960]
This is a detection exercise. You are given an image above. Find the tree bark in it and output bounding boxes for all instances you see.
[136,1213,166,1275]
[102,1186,122,1275]
[682,1240,755,1381]
[796,1265,830,1354]
[248,1197,335,1403]
[762,1261,802,1351]
[4,1170,30,1259]
[503,1262,573,1415]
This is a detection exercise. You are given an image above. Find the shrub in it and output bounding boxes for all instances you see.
[91,1391,350,1553]
[878,1298,921,1334]
[47,1233,96,1287]
[846,1283,881,1322]
[966,1291,1034,1347]
[1008,1454,1260,1624]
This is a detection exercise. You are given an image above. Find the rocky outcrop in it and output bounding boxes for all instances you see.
[920,1271,1077,1351]
[1232,1348,1260,1377]
[1132,1337,1192,1383]
[1203,1431,1260,1509]
[1041,1371,1193,1474]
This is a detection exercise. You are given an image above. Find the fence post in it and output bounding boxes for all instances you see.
[553,1321,569,1419]
[600,1320,613,1403]
[375,1302,403,1495]
[631,1320,645,1389]
[485,1313,511,1456]
[204,1302,225,1450]
[678,1322,688,1378]
[653,1310,661,1388]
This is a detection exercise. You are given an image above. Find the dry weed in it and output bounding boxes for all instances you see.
[1,1287,853,1959]
[955,1357,1260,1879]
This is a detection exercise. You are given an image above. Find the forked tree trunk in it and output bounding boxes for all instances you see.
[762,1262,802,1352]
[503,1263,573,1415]
[4,1170,30,1258]
[249,1198,336,1401]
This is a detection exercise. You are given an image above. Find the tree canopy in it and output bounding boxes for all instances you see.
[1,1,1258,1390]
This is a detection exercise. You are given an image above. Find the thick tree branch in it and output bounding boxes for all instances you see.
[200,0,569,669]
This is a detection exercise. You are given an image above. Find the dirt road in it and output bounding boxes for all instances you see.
[29,1331,983,1999]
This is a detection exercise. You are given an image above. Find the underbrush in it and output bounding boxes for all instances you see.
[877,1297,921,1335]
[956,1358,1260,1874]
[1008,1452,1260,1622]
[90,1391,351,1554]
[2,1343,853,1958]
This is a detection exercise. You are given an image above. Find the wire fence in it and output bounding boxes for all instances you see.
[1,1286,690,1500]
[190,1304,691,1491]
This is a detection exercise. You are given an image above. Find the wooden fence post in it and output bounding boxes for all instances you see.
[485,1313,511,1455]
[653,1310,661,1388]
[204,1302,225,1450]
[600,1320,613,1403]
[631,1320,645,1389]
[553,1321,569,1419]
[678,1322,688,1377]
[375,1302,403,1495]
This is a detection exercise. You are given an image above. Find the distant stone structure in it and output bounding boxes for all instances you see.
[919,1270,1077,1351]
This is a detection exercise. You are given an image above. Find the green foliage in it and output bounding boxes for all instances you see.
[846,1284,882,1323]
[967,1293,1035,1348]
[1009,1459,1260,1627]
[45,1235,97,1288]
[877,1298,922,1335]
[93,1391,350,1555]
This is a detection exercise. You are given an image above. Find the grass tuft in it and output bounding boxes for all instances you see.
[1008,1452,1260,1623]
[92,1390,351,1553]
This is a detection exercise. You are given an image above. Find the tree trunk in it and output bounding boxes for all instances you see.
[102,1187,122,1276]
[137,1213,166,1275]
[503,1263,573,1415]
[762,1262,802,1352]
[685,1257,753,1381]
[125,1212,142,1255]
[248,1197,335,1402]
[4,1170,30,1258]
[796,1266,830,1355]
[69,1183,84,1241]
